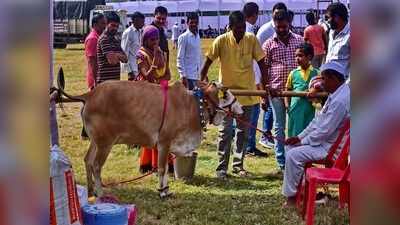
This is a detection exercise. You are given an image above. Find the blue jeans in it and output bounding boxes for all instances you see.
[186,78,199,90]
[247,103,260,149]
[270,97,286,169]
[262,105,274,133]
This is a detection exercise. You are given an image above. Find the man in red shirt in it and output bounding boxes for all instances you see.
[84,13,106,90]
[82,13,106,139]
[304,11,328,68]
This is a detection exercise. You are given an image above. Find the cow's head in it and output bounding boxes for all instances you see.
[199,82,244,126]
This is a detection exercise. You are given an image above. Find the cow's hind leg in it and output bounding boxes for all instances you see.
[157,145,172,199]
[84,141,96,197]
[92,142,113,197]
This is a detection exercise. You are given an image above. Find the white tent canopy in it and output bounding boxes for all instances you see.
[107,0,337,30]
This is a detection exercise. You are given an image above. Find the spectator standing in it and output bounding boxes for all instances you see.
[262,10,304,171]
[285,43,319,137]
[256,2,288,149]
[304,11,328,68]
[84,13,106,91]
[96,11,128,84]
[121,12,145,81]
[243,1,268,157]
[201,11,269,179]
[177,13,202,90]
[172,22,179,49]
[325,2,350,79]
[81,13,106,139]
[151,6,171,77]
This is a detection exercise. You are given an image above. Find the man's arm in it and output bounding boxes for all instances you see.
[322,28,328,53]
[88,56,97,83]
[176,35,187,80]
[200,57,213,81]
[299,101,347,146]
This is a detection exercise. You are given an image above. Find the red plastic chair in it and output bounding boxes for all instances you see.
[302,136,350,225]
[296,118,350,210]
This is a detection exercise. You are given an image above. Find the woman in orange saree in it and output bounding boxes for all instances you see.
[136,25,174,173]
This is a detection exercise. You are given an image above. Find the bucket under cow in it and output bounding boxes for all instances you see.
[174,152,198,180]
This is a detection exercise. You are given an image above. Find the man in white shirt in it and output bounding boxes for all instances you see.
[255,2,288,148]
[282,61,350,206]
[325,2,350,79]
[243,2,268,157]
[172,22,180,49]
[177,13,202,90]
[121,12,145,81]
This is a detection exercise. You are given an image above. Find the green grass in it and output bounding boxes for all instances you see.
[53,40,349,225]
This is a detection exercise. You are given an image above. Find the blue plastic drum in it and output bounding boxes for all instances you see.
[82,203,127,225]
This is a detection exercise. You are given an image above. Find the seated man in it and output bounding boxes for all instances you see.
[282,61,350,205]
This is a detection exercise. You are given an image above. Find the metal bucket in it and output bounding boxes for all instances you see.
[174,152,198,180]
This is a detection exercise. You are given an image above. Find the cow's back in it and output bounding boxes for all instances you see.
[82,80,165,147]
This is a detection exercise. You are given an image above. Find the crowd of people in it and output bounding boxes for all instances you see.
[82,1,350,206]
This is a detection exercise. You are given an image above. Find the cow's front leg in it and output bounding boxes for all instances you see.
[157,147,172,199]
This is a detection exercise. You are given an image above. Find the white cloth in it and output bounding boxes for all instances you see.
[326,22,351,78]
[283,82,350,197]
[172,24,180,40]
[176,30,202,80]
[246,21,261,85]
[298,83,350,147]
[253,20,276,85]
[121,25,142,76]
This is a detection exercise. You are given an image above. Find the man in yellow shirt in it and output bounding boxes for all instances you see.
[201,11,269,179]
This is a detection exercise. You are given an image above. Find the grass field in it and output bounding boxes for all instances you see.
[53,39,349,225]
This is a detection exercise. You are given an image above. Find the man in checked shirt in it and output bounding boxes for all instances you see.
[262,10,304,171]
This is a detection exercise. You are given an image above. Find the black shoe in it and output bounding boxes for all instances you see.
[245,147,255,156]
[252,148,269,157]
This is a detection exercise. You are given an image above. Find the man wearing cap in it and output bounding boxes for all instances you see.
[282,61,350,206]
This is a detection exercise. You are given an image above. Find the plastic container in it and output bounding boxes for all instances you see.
[174,152,198,180]
[82,203,127,225]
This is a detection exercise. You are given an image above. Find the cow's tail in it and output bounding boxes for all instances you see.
[56,67,87,103]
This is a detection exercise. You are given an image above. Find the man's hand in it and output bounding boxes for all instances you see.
[260,97,269,111]
[285,136,301,145]
[181,77,188,87]
[106,52,120,65]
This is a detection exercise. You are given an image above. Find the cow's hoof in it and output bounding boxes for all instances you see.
[158,186,172,199]
[159,191,173,199]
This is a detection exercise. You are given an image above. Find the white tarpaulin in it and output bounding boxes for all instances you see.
[107,0,337,30]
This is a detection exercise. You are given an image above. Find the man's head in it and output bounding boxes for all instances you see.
[320,62,346,93]
[154,6,168,27]
[243,2,259,25]
[131,12,145,30]
[306,11,317,25]
[272,2,287,13]
[295,42,314,69]
[91,13,106,34]
[187,12,199,34]
[273,10,290,39]
[105,11,120,36]
[326,2,349,30]
[229,11,246,42]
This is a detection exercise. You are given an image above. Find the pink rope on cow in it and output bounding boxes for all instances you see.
[158,80,169,133]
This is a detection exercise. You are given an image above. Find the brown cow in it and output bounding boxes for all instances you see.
[57,76,243,198]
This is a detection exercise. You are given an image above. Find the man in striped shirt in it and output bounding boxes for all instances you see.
[96,11,127,84]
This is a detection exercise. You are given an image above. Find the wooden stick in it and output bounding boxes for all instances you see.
[229,89,329,98]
